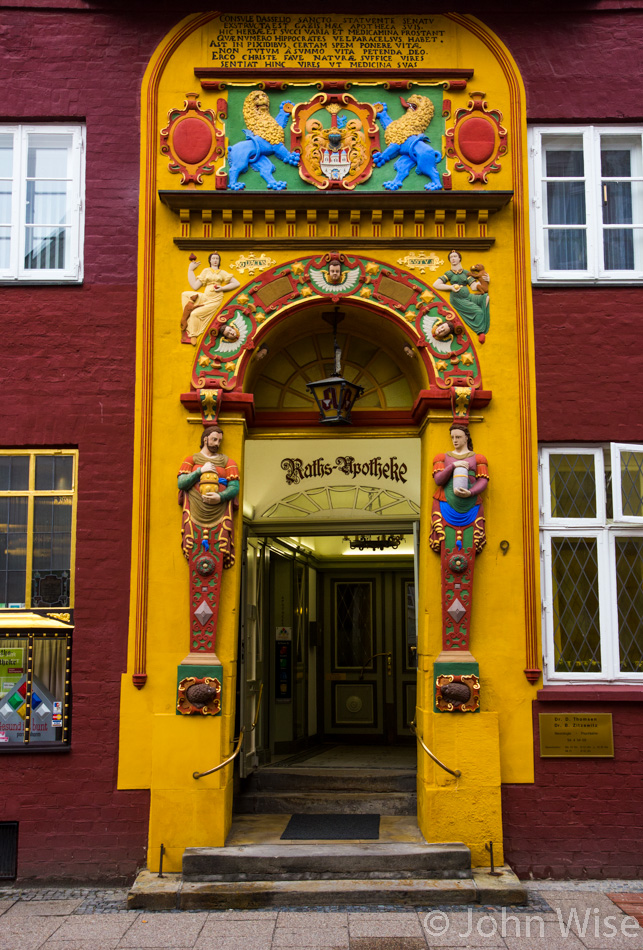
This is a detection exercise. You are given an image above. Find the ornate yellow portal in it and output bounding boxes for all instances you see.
[119,12,539,873]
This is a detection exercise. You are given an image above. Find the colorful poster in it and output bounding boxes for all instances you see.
[0,647,24,698]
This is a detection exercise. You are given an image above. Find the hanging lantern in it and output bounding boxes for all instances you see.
[306,310,364,424]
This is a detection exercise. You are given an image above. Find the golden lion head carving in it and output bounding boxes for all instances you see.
[242,91,285,146]
[384,95,435,147]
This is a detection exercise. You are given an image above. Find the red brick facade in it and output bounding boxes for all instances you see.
[0,6,171,882]
[503,696,643,879]
[1,0,642,881]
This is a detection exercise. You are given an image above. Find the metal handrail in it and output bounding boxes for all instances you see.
[193,682,263,780]
[409,719,462,778]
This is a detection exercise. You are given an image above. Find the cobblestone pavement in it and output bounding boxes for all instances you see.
[0,881,643,949]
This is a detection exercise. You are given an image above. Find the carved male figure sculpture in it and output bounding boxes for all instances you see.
[178,425,240,657]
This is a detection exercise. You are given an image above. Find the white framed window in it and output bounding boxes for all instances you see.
[540,445,643,682]
[0,125,85,282]
[529,126,643,282]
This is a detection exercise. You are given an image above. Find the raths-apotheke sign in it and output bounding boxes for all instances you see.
[281,454,408,485]
[244,438,420,522]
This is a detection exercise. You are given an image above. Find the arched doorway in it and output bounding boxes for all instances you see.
[238,302,422,767]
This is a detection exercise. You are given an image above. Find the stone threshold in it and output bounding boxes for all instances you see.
[128,867,527,910]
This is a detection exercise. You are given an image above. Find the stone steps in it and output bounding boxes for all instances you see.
[244,767,417,792]
[128,867,528,910]
[182,841,471,882]
[234,789,417,815]
[235,766,417,815]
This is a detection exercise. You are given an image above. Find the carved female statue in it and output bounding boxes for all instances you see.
[433,249,490,344]
[431,423,488,553]
[430,424,489,653]
[180,252,241,345]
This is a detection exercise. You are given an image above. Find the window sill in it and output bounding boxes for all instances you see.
[537,685,643,702]
[0,279,83,286]
[0,744,71,753]
[532,279,643,288]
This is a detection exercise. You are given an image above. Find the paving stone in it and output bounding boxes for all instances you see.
[573,919,643,950]
[40,940,121,950]
[503,918,586,950]
[0,901,16,918]
[206,910,279,920]
[276,911,348,928]
[5,898,84,916]
[198,919,275,939]
[350,939,428,950]
[420,909,506,946]
[52,914,139,940]
[608,895,643,916]
[194,937,274,950]
[272,930,349,948]
[118,911,209,947]
[349,912,424,938]
[0,916,63,950]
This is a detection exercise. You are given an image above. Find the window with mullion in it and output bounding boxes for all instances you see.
[599,132,643,275]
[541,132,589,274]
[610,443,643,522]
[543,530,610,677]
[541,446,605,526]
[0,452,76,610]
[0,130,17,276]
[530,126,643,281]
[541,445,643,681]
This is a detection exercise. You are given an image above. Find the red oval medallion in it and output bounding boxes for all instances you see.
[172,118,213,166]
[457,116,496,166]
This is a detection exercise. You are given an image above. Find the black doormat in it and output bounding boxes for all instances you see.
[281,813,380,840]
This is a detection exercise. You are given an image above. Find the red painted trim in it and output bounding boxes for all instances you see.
[537,686,643,702]
[184,393,438,430]
[411,388,493,425]
[250,409,415,428]
[196,67,473,83]
[181,390,255,424]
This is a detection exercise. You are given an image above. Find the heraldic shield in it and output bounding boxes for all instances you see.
[290,92,381,191]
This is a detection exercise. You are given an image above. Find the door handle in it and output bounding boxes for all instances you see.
[358,651,392,680]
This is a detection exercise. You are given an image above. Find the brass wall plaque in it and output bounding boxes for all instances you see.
[539,713,614,758]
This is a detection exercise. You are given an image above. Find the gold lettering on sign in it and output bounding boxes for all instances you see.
[208,14,451,71]
[539,713,614,758]
[397,251,445,273]
[231,253,277,276]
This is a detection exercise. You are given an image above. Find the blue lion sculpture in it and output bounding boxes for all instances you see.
[373,95,443,192]
[228,91,300,191]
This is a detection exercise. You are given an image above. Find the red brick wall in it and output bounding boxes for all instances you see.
[486,9,643,443]
[502,700,643,879]
[532,288,643,443]
[0,7,177,882]
[487,7,643,122]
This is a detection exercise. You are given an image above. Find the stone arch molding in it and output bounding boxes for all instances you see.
[189,253,486,404]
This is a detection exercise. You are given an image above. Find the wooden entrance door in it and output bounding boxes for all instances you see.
[322,571,416,743]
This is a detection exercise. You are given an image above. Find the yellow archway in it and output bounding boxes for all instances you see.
[118,11,539,874]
